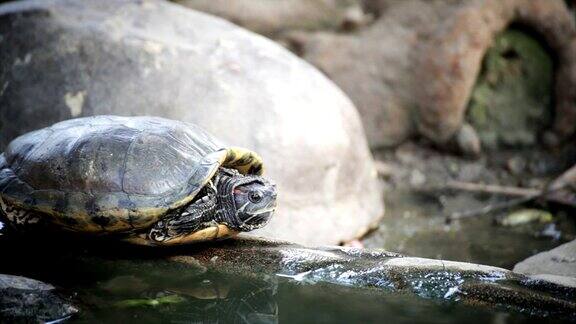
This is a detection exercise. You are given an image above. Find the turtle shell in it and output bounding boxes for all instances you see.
[0,116,231,233]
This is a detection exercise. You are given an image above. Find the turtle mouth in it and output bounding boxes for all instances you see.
[238,207,276,231]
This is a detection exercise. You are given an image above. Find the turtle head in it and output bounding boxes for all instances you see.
[232,179,277,230]
[217,168,277,231]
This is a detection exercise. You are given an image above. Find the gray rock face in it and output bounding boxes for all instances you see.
[0,0,383,245]
[514,240,576,278]
[0,274,78,322]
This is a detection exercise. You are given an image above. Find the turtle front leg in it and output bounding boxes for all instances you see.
[145,181,234,245]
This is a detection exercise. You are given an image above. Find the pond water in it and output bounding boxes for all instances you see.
[364,190,576,269]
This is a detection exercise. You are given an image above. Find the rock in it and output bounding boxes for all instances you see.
[454,123,481,157]
[176,237,576,317]
[174,0,362,36]
[506,156,526,175]
[0,274,78,322]
[340,5,373,32]
[374,160,394,178]
[416,0,576,144]
[0,0,383,245]
[408,169,426,187]
[289,0,576,148]
[528,274,576,289]
[287,0,429,147]
[514,240,576,278]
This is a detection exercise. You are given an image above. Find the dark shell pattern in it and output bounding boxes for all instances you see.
[0,116,228,233]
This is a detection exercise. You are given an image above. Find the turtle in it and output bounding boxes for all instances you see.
[0,115,277,246]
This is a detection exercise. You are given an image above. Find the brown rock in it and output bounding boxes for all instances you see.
[289,0,442,147]
[416,0,576,143]
[283,0,576,148]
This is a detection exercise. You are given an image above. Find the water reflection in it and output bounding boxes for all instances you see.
[0,236,279,323]
[80,271,278,324]
[165,279,278,324]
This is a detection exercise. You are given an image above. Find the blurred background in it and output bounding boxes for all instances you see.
[1,0,576,274]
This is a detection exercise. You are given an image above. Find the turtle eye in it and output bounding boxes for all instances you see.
[249,191,263,203]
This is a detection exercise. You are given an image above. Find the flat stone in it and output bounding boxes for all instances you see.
[160,237,575,317]
[514,240,576,278]
[0,274,54,291]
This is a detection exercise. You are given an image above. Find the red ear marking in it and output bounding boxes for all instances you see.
[233,188,243,194]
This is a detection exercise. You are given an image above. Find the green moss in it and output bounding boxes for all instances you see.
[466,29,554,149]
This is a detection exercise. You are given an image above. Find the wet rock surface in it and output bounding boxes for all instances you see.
[0,0,383,245]
[173,237,576,318]
[0,273,78,322]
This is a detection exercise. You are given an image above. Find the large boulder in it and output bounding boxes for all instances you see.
[0,0,383,245]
